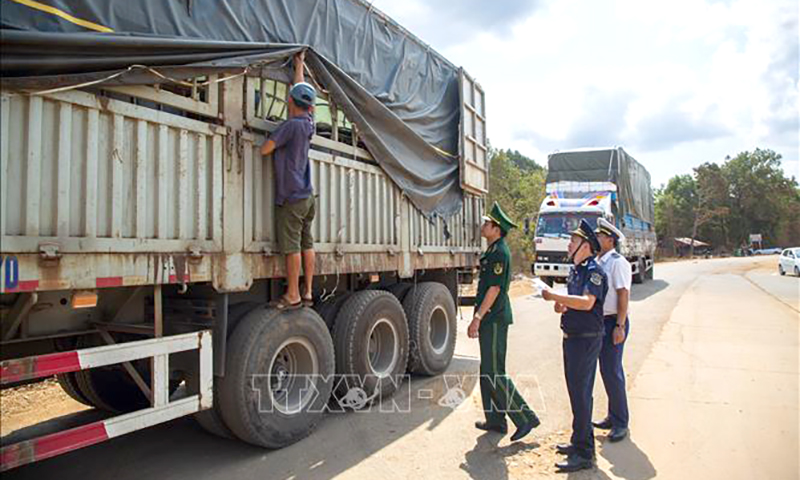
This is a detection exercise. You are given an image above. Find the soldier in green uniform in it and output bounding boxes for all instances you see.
[468,202,541,441]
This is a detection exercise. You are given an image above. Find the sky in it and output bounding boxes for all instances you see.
[370,0,799,187]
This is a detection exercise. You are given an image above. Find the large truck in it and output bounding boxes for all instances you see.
[531,147,656,285]
[0,1,489,470]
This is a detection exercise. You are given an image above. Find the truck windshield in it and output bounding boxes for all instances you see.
[536,214,600,238]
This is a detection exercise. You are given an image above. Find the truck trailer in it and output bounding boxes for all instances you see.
[0,0,489,470]
[531,147,656,285]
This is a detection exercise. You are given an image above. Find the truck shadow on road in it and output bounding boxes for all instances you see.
[630,280,669,302]
[4,356,481,480]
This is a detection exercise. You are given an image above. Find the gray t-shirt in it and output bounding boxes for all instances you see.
[270,113,314,205]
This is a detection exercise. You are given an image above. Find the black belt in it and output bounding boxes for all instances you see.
[603,315,619,320]
[563,331,603,340]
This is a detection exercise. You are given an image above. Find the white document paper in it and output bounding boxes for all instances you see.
[529,278,552,298]
[528,278,568,299]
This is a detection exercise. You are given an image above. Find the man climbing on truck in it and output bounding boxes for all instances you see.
[261,50,317,310]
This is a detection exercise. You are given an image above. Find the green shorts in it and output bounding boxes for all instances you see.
[275,196,316,254]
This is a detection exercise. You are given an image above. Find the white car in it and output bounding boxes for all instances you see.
[778,248,800,276]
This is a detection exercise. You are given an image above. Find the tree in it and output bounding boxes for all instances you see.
[775,188,800,246]
[655,174,696,254]
[486,149,547,273]
[691,163,730,256]
[654,149,800,254]
[723,149,797,247]
[505,149,545,174]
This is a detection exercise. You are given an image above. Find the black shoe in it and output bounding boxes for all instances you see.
[556,444,597,459]
[555,443,575,455]
[555,453,594,472]
[592,417,612,429]
[475,421,507,434]
[510,415,540,442]
[608,427,629,442]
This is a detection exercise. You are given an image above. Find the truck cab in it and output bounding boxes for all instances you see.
[533,185,615,283]
[531,148,656,286]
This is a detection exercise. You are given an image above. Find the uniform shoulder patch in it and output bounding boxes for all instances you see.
[611,252,621,259]
[493,262,504,275]
[590,272,603,285]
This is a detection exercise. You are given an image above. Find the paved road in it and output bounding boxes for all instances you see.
[622,257,798,480]
[4,256,798,479]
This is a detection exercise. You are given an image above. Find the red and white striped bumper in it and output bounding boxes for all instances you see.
[0,331,212,471]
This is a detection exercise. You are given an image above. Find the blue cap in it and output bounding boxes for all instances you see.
[289,82,316,109]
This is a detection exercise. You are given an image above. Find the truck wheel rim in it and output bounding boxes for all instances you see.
[367,318,398,378]
[268,337,319,415]
[428,305,450,355]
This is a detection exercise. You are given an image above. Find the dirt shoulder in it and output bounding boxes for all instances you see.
[460,277,535,300]
[1,378,89,437]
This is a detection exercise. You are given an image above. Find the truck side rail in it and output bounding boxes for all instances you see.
[0,330,212,471]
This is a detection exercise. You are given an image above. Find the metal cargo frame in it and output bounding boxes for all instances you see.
[1,73,483,296]
[0,90,224,253]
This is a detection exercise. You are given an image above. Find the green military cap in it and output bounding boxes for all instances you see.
[482,202,518,235]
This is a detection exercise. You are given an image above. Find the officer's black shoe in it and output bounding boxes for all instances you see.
[555,443,575,455]
[592,417,613,429]
[474,421,507,434]
[510,415,540,442]
[607,427,629,442]
[555,453,594,472]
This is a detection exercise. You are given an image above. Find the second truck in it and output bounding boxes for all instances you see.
[531,147,656,285]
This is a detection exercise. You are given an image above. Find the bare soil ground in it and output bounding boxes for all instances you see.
[460,277,534,299]
[1,377,89,437]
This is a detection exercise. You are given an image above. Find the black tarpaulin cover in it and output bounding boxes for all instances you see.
[546,148,655,224]
[0,0,465,216]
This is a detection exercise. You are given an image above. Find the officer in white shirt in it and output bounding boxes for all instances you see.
[592,218,631,442]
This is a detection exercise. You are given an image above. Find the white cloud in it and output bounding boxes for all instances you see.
[371,0,799,184]
[370,0,546,48]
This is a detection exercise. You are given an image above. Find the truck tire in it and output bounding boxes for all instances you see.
[226,302,262,335]
[76,364,147,413]
[193,381,235,440]
[192,302,261,440]
[402,282,457,376]
[332,291,409,408]
[56,373,93,407]
[632,259,645,284]
[313,293,352,330]
[218,307,334,448]
[385,283,414,304]
[77,363,182,413]
[53,338,93,407]
[73,336,118,412]
[74,336,181,413]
